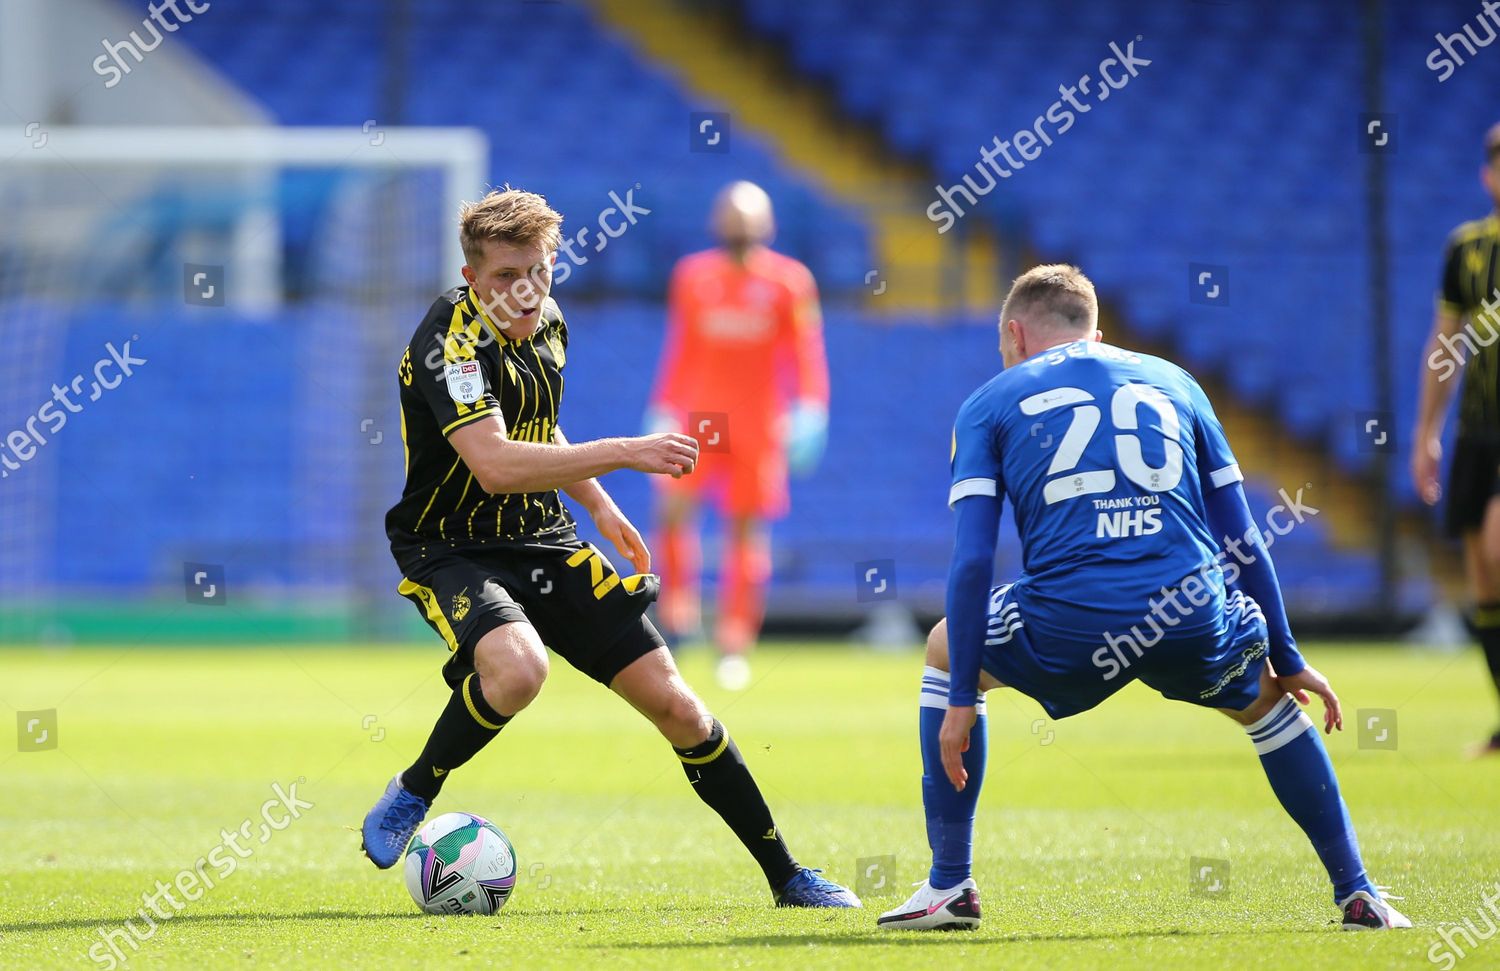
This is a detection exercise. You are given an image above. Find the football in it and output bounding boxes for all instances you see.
[402,812,518,915]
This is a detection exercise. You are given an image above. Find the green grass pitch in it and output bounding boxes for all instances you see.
[3,641,1498,969]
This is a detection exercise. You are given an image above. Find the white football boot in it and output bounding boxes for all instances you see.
[1339,889,1412,930]
[877,878,981,931]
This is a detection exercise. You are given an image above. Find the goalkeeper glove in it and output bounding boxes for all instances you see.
[786,400,828,477]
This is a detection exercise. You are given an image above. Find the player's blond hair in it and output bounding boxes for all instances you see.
[459,187,563,265]
[1001,263,1098,333]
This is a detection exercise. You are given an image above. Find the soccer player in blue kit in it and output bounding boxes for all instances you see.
[877,265,1411,932]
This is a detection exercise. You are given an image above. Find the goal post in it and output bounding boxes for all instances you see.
[0,125,490,643]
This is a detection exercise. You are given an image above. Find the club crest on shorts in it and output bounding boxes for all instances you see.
[452,588,471,621]
[444,361,483,404]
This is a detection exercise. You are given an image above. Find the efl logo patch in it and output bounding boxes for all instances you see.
[445,361,483,404]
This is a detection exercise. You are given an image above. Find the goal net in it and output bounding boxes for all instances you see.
[0,126,488,642]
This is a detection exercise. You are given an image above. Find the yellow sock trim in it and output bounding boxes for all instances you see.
[677,729,730,765]
[462,674,504,731]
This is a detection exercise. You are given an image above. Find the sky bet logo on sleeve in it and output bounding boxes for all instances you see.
[445,361,483,404]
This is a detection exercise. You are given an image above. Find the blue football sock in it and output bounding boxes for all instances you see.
[1246,695,1377,902]
[919,666,987,890]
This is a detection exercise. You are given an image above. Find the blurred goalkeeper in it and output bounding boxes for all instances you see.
[645,181,830,690]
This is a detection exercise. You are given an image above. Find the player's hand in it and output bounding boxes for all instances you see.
[939,705,978,791]
[785,400,828,478]
[1275,665,1342,734]
[1411,434,1442,505]
[626,433,698,478]
[590,503,651,574]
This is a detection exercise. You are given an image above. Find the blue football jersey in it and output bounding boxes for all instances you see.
[949,339,1243,640]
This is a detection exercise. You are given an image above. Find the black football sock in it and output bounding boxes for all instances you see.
[401,673,511,802]
[1476,602,1500,730]
[674,719,800,890]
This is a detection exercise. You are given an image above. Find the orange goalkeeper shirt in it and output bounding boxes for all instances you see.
[650,247,829,450]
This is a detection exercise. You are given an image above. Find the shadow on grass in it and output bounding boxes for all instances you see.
[608,925,1332,950]
[0,910,429,934]
[4,903,706,936]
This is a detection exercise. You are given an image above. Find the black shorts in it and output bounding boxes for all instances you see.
[395,538,665,688]
[1445,436,1500,537]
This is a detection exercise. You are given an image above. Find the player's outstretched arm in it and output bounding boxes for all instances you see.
[1203,481,1305,677]
[448,415,698,497]
[940,493,1002,791]
[554,426,652,574]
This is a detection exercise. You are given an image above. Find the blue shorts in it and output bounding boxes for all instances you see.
[979,584,1269,719]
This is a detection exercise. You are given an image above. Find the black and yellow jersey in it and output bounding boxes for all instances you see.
[1438,212,1500,436]
[386,286,574,563]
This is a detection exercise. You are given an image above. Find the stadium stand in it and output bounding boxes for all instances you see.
[42,0,1453,625]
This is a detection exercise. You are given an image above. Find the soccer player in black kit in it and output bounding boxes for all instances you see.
[1412,123,1500,756]
[360,188,858,908]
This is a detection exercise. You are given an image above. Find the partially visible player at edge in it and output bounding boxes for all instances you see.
[878,265,1410,932]
[360,188,858,909]
[646,181,830,690]
[1411,122,1500,757]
